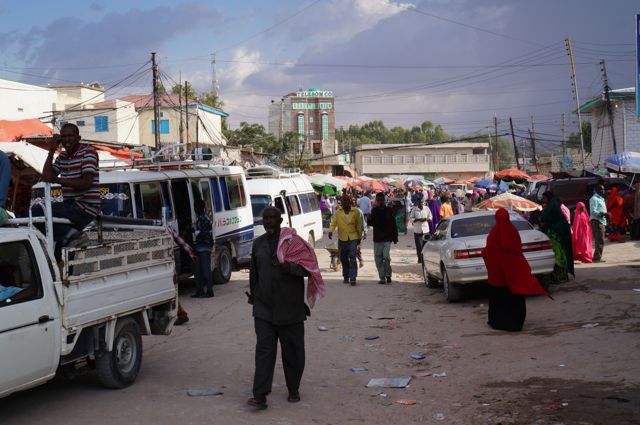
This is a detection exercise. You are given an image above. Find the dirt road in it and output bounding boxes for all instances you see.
[2,232,639,424]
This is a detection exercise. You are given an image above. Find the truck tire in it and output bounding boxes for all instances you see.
[212,245,232,285]
[96,318,143,389]
[442,267,462,302]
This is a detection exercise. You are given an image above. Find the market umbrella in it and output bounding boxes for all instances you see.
[495,168,531,181]
[528,174,549,181]
[404,179,422,188]
[362,180,386,192]
[475,178,493,189]
[604,151,640,174]
[311,182,337,195]
[473,192,542,212]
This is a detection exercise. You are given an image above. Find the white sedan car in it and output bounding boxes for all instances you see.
[421,211,555,302]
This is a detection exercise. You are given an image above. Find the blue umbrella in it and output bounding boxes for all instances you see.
[498,180,510,192]
[604,151,640,174]
[475,178,493,189]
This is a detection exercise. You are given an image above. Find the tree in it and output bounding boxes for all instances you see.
[170,83,196,99]
[568,120,591,153]
[496,137,515,168]
[225,122,278,153]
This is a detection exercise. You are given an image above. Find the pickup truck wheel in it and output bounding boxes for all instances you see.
[422,262,440,288]
[212,245,232,285]
[442,267,463,302]
[96,318,142,389]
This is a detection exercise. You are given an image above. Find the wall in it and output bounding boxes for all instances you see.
[354,143,490,179]
[53,86,105,111]
[0,78,57,122]
[590,98,640,167]
[56,100,139,145]
[138,106,225,148]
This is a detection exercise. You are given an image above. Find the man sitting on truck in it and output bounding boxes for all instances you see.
[33,123,100,259]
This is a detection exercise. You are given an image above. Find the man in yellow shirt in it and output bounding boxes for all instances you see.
[328,194,363,285]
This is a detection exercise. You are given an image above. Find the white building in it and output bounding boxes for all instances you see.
[50,83,106,112]
[579,87,640,167]
[55,99,140,145]
[0,78,58,122]
[354,142,490,180]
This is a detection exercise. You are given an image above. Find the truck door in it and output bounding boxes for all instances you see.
[0,237,59,395]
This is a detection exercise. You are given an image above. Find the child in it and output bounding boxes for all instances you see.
[192,199,214,298]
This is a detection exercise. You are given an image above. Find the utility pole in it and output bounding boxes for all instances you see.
[493,116,500,170]
[195,108,199,150]
[561,113,567,170]
[565,38,586,170]
[509,117,521,170]
[184,81,190,152]
[151,52,161,150]
[601,59,618,154]
[530,115,539,173]
[487,128,494,172]
[178,72,184,145]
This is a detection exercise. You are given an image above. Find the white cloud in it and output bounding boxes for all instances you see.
[219,47,269,90]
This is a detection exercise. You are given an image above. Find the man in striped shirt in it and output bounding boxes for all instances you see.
[35,123,100,257]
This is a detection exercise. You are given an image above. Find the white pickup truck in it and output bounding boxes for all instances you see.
[0,221,178,398]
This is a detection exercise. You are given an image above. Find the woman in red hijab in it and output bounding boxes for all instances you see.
[572,202,592,263]
[482,208,550,332]
[606,187,625,241]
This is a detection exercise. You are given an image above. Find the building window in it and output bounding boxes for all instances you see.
[309,129,314,136]
[95,116,109,132]
[297,114,304,141]
[76,120,85,127]
[151,120,170,134]
[309,117,314,124]
[313,143,321,154]
[321,113,329,141]
[17,107,24,112]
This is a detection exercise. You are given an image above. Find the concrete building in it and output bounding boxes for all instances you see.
[50,83,106,111]
[578,87,640,167]
[55,99,139,145]
[118,94,228,148]
[268,88,345,172]
[0,78,58,122]
[354,142,490,180]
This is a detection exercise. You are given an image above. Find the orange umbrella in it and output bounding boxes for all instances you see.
[528,174,549,180]
[473,193,542,212]
[495,168,531,180]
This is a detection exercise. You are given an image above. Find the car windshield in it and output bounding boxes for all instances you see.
[450,215,532,238]
[250,195,272,225]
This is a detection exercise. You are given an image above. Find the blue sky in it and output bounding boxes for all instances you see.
[0,0,637,147]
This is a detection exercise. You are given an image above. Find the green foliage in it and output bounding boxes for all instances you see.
[568,120,591,153]
[335,119,450,148]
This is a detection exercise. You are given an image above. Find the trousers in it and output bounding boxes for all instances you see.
[591,220,605,261]
[252,318,305,398]
[374,241,392,280]
[338,239,358,280]
[193,249,212,292]
[413,232,424,261]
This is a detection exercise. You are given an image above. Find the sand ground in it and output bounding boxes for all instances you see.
[2,231,639,425]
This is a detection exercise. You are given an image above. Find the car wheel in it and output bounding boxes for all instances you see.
[212,245,232,285]
[422,261,440,288]
[442,267,462,302]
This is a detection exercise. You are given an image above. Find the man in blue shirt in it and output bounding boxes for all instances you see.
[589,183,609,263]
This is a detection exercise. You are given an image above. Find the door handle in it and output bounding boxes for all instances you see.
[38,315,53,324]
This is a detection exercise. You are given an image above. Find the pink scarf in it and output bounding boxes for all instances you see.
[572,202,592,263]
[276,228,325,308]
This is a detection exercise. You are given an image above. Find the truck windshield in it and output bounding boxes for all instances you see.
[451,215,532,238]
[250,195,272,225]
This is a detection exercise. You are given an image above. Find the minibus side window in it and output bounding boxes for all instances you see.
[286,195,301,216]
[134,183,162,220]
[223,175,246,210]
[299,193,311,213]
[160,182,173,222]
[308,193,320,211]
[100,183,132,217]
[219,177,231,210]
[210,178,222,212]
[274,197,286,215]
[200,180,213,215]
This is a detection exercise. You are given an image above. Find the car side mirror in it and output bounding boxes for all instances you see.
[422,234,432,242]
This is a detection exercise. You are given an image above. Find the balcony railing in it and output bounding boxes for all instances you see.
[362,153,489,165]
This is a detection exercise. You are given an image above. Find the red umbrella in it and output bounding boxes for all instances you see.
[473,193,542,212]
[495,168,531,180]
